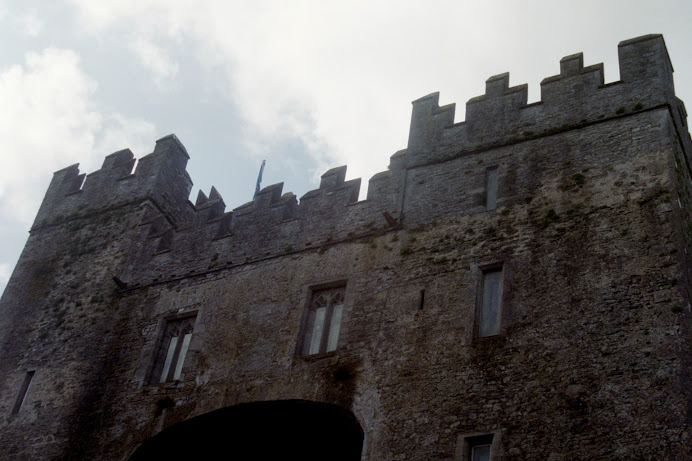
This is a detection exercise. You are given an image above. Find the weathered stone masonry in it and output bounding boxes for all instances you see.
[1,34,691,460]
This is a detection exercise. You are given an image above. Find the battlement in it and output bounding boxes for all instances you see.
[407,34,680,164]
[30,34,690,286]
[33,134,193,230]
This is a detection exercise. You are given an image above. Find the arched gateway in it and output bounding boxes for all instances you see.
[128,400,364,460]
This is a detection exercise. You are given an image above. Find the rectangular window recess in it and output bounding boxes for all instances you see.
[485,167,498,211]
[419,289,425,310]
[148,314,197,385]
[464,433,495,461]
[11,371,35,415]
[302,286,346,356]
[480,268,503,337]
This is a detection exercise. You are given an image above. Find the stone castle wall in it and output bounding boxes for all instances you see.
[1,34,691,460]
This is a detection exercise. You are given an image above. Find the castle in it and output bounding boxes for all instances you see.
[0,34,691,460]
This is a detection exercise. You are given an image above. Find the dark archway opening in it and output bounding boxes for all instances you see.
[129,399,364,460]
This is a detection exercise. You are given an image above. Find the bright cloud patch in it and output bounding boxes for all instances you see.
[66,0,673,194]
[0,47,155,225]
[0,48,100,223]
[15,9,43,36]
[0,4,44,37]
[66,1,493,187]
[129,37,179,88]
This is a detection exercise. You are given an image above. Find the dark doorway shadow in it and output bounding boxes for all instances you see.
[128,399,364,460]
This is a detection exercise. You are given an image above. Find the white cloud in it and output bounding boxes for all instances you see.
[66,0,492,188]
[0,47,156,225]
[65,0,692,196]
[0,3,44,37]
[15,9,43,37]
[128,37,179,89]
[95,113,156,158]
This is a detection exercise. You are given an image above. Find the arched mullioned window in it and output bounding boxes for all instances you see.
[149,314,196,384]
[303,286,345,356]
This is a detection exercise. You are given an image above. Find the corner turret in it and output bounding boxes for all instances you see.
[31,134,194,232]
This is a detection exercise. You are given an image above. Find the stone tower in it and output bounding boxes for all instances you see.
[0,34,691,460]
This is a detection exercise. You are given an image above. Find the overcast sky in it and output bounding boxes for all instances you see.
[1,0,691,295]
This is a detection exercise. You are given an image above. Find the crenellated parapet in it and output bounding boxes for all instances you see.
[194,186,226,224]
[33,134,194,230]
[407,92,456,154]
[29,34,691,286]
[130,160,401,279]
[406,34,682,166]
[298,166,361,218]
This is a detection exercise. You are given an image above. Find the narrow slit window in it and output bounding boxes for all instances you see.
[480,268,503,337]
[11,371,35,415]
[485,167,498,211]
